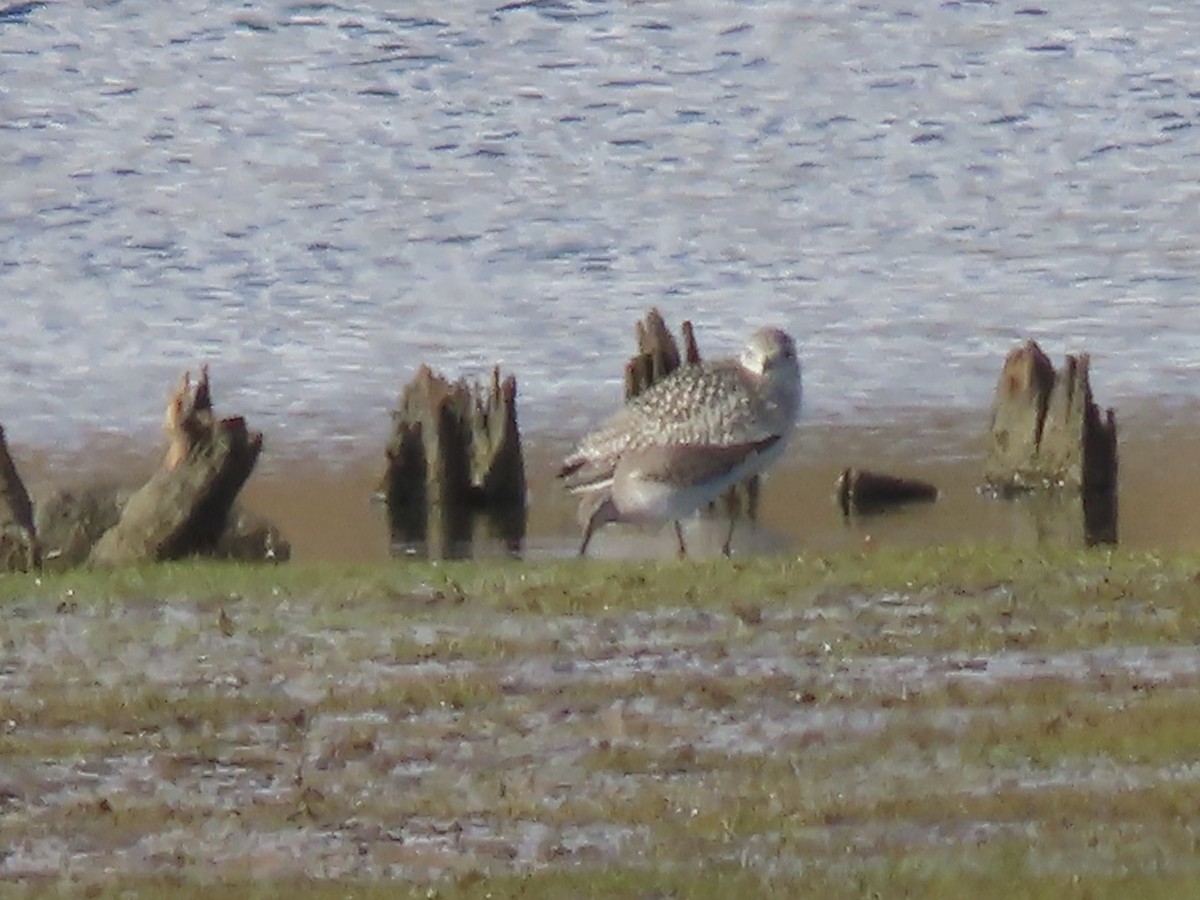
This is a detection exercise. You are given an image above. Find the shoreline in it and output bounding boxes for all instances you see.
[9,402,1200,563]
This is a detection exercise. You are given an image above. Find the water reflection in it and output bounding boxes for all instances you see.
[977,487,1118,549]
[386,502,526,561]
[1082,486,1119,548]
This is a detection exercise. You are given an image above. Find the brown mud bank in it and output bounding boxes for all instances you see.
[11,406,1200,563]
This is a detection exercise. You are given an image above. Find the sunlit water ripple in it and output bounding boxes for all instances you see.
[1,0,1198,454]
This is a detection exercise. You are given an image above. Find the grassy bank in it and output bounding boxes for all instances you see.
[3,546,1200,897]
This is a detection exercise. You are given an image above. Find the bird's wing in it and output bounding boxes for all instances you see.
[627,435,782,489]
[557,453,618,492]
[558,401,645,490]
[561,360,776,491]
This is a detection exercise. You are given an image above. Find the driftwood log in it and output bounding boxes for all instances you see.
[623,309,759,523]
[89,367,268,567]
[836,468,938,516]
[380,365,526,558]
[983,340,1118,545]
[0,424,38,572]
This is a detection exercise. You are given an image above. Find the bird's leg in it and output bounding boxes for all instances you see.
[674,520,687,558]
[721,516,736,558]
[577,493,618,558]
[578,509,605,557]
[577,522,596,557]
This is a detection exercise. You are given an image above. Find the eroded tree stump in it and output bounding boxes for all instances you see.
[381,365,526,558]
[985,340,1118,493]
[623,309,759,523]
[38,484,288,571]
[983,340,1118,545]
[0,424,38,572]
[89,367,267,567]
[36,484,128,571]
[624,308,702,399]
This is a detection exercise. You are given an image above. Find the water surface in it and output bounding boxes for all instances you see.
[2,0,1198,453]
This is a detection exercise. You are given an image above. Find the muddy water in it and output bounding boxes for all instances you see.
[13,406,1200,562]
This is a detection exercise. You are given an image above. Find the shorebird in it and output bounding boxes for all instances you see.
[558,327,802,557]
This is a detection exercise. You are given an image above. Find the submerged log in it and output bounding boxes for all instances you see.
[622,309,759,523]
[836,468,938,516]
[983,340,1118,545]
[0,424,38,572]
[381,365,526,558]
[89,367,266,567]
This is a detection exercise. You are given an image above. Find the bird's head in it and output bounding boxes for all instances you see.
[740,327,799,378]
[740,327,802,417]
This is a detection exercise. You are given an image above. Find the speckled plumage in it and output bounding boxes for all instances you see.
[560,327,802,556]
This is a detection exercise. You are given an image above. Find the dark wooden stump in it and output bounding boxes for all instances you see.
[89,367,268,567]
[39,484,288,570]
[0,424,38,572]
[381,365,526,558]
[983,340,1118,545]
[36,484,128,571]
[215,505,291,563]
[624,308,702,399]
[836,468,938,516]
[622,308,759,523]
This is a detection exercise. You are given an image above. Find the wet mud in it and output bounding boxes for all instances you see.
[13,407,1200,562]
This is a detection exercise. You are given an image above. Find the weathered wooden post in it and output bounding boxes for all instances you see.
[982,340,1118,545]
[89,367,284,566]
[0,424,38,572]
[624,308,701,399]
[380,365,526,558]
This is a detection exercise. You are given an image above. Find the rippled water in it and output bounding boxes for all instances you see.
[2,0,1198,452]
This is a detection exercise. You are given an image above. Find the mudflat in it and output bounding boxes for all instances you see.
[16,408,1200,561]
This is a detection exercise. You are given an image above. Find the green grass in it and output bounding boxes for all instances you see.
[4,545,1200,896]
[8,861,1200,900]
